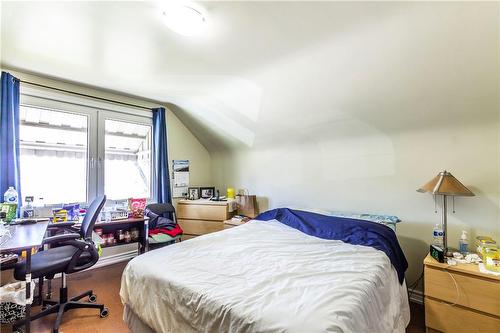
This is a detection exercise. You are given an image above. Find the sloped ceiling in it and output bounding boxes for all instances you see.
[1,1,498,152]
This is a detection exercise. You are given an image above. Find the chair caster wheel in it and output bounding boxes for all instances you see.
[13,328,24,333]
[41,304,52,311]
[88,294,97,303]
[100,307,109,318]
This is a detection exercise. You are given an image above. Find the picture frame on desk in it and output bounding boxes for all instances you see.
[199,187,215,199]
[188,187,200,200]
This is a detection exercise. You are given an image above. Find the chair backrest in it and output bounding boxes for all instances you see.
[145,203,175,217]
[145,203,176,229]
[80,195,106,239]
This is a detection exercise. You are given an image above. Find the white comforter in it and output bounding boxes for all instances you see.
[120,220,410,333]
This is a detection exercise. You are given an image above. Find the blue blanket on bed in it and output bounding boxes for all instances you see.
[256,208,408,284]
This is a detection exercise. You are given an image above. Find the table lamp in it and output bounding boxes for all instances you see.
[417,170,474,256]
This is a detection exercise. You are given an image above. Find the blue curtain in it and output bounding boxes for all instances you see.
[0,72,22,208]
[152,107,171,204]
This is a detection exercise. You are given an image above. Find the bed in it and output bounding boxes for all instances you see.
[120,208,410,333]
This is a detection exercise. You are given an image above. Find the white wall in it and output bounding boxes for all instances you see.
[166,108,212,203]
[209,2,500,290]
[212,121,500,288]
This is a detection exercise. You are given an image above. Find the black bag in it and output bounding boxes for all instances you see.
[144,208,176,230]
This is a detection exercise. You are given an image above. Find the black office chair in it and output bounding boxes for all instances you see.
[13,195,108,333]
[145,202,175,222]
[145,203,182,249]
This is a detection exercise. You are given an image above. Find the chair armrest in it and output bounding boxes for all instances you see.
[47,222,77,229]
[63,239,93,251]
[47,222,80,235]
[42,233,81,245]
[64,239,99,272]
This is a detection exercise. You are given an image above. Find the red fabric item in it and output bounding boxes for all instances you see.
[148,224,183,237]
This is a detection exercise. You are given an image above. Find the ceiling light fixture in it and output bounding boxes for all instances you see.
[162,4,206,36]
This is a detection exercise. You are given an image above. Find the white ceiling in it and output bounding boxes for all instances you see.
[1,1,499,152]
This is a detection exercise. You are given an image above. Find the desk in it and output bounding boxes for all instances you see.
[0,221,49,333]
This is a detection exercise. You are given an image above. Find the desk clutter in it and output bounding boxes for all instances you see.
[0,253,18,267]
[2,196,148,226]
[185,187,258,218]
[430,234,499,274]
[95,227,140,247]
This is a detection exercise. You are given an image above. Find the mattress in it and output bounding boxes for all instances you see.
[120,219,410,333]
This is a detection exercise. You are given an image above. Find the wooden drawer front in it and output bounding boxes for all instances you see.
[425,297,500,333]
[178,219,223,235]
[425,266,500,316]
[177,204,228,221]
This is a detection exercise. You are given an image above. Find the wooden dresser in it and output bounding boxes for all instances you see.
[423,254,500,333]
[177,200,235,239]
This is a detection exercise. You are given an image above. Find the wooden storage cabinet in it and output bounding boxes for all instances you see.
[177,200,234,239]
[425,297,500,333]
[178,219,223,235]
[177,204,228,221]
[423,254,500,333]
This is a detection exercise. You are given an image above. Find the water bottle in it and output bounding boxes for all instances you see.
[3,186,18,204]
[459,230,469,254]
[433,224,444,248]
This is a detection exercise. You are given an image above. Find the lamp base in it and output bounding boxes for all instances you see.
[445,247,459,258]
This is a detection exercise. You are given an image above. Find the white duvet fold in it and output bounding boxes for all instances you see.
[120,220,410,333]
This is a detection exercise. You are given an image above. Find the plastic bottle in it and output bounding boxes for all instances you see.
[459,230,469,254]
[433,224,444,248]
[22,197,35,218]
[34,197,50,218]
[3,186,18,204]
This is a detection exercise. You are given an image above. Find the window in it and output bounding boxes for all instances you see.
[19,106,89,204]
[19,92,153,205]
[104,119,152,200]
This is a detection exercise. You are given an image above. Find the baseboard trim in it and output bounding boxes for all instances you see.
[409,289,424,305]
[41,250,137,283]
[92,250,137,270]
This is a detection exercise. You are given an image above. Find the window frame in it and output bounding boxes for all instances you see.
[19,85,154,206]
[98,110,153,200]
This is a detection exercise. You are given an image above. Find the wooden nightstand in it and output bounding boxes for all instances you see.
[177,200,235,239]
[423,254,500,333]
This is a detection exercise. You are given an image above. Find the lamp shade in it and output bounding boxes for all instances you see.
[417,170,474,196]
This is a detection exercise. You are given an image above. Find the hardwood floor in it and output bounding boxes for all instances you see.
[407,302,426,333]
[2,261,426,333]
[1,262,129,333]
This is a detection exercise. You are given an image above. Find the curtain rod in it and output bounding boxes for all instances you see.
[19,79,154,111]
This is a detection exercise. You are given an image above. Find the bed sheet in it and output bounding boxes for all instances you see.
[120,220,410,333]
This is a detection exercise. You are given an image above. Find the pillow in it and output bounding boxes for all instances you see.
[287,207,401,231]
[329,211,401,224]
